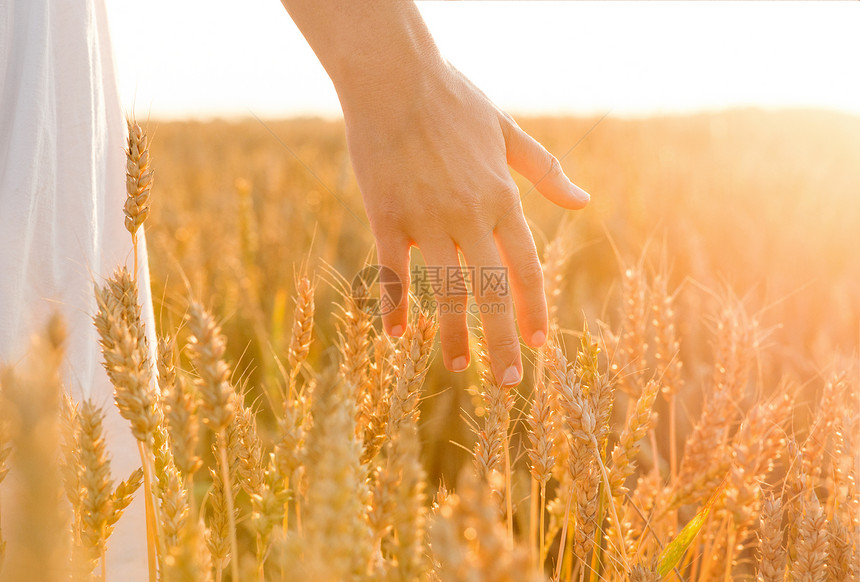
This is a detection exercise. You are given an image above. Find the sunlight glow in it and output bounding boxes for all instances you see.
[105,1,860,119]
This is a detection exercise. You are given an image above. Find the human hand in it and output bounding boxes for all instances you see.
[342,62,590,385]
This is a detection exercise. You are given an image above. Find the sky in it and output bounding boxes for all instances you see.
[105,1,860,120]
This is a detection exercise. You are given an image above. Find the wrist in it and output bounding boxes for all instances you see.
[330,20,446,117]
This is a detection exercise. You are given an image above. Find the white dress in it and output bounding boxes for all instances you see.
[1,0,154,578]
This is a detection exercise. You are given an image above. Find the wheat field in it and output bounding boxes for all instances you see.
[0,110,858,581]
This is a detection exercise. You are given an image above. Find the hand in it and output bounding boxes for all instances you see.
[342,62,590,385]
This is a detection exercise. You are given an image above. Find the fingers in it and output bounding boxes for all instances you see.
[417,238,470,372]
[502,120,591,210]
[494,209,548,348]
[459,236,523,386]
[375,233,411,337]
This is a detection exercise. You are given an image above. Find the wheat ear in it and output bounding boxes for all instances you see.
[288,275,314,383]
[186,302,238,582]
[526,348,555,570]
[93,269,161,580]
[386,310,437,438]
[303,373,374,579]
[792,484,829,582]
[157,336,202,484]
[77,400,116,575]
[473,339,513,484]
[0,315,66,580]
[124,119,153,276]
[756,495,787,582]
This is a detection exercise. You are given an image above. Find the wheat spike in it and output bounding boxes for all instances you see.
[428,471,542,582]
[158,336,202,480]
[629,563,661,582]
[577,322,613,448]
[546,344,599,562]
[650,273,683,397]
[0,315,67,580]
[541,235,570,326]
[368,462,398,566]
[288,275,315,373]
[337,292,372,408]
[273,391,306,485]
[674,300,758,507]
[792,486,829,582]
[94,269,159,444]
[614,262,650,398]
[608,378,659,501]
[186,302,235,432]
[360,334,395,465]
[303,373,374,580]
[124,119,153,235]
[473,339,513,480]
[159,460,190,557]
[107,468,144,537]
[526,351,556,487]
[77,400,115,566]
[229,398,266,497]
[59,395,83,533]
[826,517,851,582]
[204,465,233,579]
[387,422,428,581]
[757,495,787,582]
[386,310,437,438]
[724,396,792,532]
[163,516,214,582]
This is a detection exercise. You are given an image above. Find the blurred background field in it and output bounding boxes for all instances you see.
[145,109,860,479]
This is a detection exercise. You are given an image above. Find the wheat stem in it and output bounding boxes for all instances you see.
[504,432,514,544]
[669,395,678,481]
[137,441,158,582]
[592,439,630,572]
[555,486,573,582]
[217,431,240,582]
[539,483,547,576]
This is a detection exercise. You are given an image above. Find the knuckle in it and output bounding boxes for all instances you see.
[546,156,564,180]
[494,180,520,203]
[453,196,484,222]
[491,333,521,355]
[370,204,407,236]
[476,285,511,309]
[518,260,545,289]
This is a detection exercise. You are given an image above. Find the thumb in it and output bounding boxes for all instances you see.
[502,120,590,210]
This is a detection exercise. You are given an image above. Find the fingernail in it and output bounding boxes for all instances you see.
[531,330,547,346]
[390,325,404,337]
[451,356,468,372]
[572,184,591,203]
[501,366,522,386]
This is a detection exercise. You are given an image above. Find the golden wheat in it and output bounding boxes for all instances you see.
[1,113,859,582]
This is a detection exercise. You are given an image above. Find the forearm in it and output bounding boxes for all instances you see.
[280,0,444,112]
